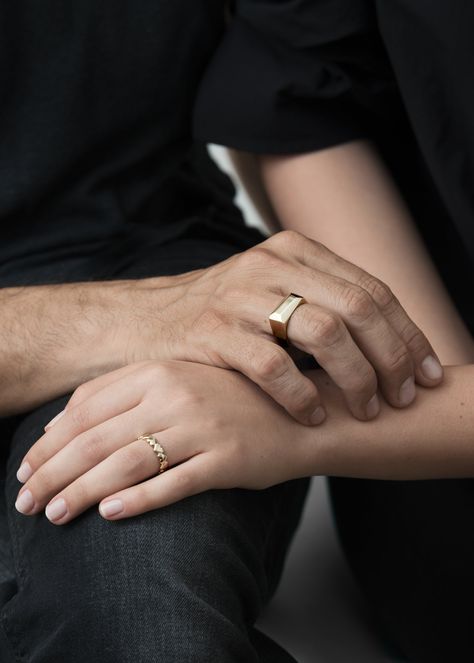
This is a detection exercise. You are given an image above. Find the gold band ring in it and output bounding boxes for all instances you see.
[268,293,306,341]
[138,434,169,474]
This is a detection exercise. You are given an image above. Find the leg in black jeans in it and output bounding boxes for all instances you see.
[0,395,308,662]
[330,477,474,662]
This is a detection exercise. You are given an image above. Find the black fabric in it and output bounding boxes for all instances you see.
[0,391,307,662]
[194,0,474,276]
[193,3,474,660]
[0,2,266,286]
[329,477,474,662]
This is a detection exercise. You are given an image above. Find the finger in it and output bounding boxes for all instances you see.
[43,429,184,525]
[227,254,414,410]
[60,361,151,415]
[354,271,443,388]
[19,370,148,479]
[286,265,415,409]
[287,303,379,420]
[213,329,326,426]
[295,239,443,388]
[98,453,216,520]
[15,404,153,515]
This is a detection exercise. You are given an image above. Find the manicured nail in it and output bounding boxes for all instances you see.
[399,376,416,406]
[44,409,65,430]
[310,406,326,425]
[45,498,68,522]
[15,489,35,514]
[99,499,124,518]
[366,394,380,419]
[421,355,443,381]
[16,462,32,484]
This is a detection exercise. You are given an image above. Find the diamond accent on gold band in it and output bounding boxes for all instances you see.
[268,293,306,340]
[138,434,169,474]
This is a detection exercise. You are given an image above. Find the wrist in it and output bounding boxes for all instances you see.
[296,369,365,478]
[103,275,184,366]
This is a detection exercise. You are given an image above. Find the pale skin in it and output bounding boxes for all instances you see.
[1,231,441,424]
[11,139,474,524]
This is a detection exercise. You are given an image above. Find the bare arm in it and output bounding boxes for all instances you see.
[227,148,280,233]
[0,141,445,426]
[0,275,182,416]
[302,364,474,479]
[258,140,474,365]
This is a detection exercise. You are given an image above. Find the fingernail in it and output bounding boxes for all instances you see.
[399,376,416,406]
[310,406,326,425]
[16,462,32,484]
[99,499,124,518]
[45,498,68,522]
[15,489,35,514]
[366,394,380,419]
[421,355,443,381]
[44,409,65,430]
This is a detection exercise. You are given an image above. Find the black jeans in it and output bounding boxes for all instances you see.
[0,396,308,662]
[0,235,309,662]
[330,478,474,662]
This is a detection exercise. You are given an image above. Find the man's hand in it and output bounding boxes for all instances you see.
[0,230,442,423]
[147,230,442,424]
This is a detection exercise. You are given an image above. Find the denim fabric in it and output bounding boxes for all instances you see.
[0,236,309,662]
[0,395,308,662]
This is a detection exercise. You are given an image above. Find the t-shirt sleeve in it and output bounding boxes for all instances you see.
[193,0,385,154]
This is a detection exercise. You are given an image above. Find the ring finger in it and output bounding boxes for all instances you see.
[43,428,185,525]
[287,303,378,420]
[15,405,164,516]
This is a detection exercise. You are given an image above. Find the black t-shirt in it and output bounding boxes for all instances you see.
[194,0,474,329]
[0,1,265,286]
[3,1,474,331]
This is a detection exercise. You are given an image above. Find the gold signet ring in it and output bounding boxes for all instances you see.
[268,293,306,341]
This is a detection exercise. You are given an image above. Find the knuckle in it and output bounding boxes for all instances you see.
[69,383,88,407]
[178,388,204,409]
[69,406,90,431]
[268,229,303,252]
[75,432,104,463]
[68,481,91,506]
[346,366,377,396]
[143,361,174,386]
[240,246,275,268]
[342,286,376,321]
[203,411,226,434]
[381,345,412,374]
[401,322,430,355]
[31,467,55,495]
[361,276,396,312]
[254,347,289,382]
[290,385,317,416]
[312,312,344,347]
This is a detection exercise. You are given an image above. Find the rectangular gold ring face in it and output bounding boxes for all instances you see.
[268,293,306,340]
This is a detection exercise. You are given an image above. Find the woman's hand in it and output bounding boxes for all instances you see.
[0,230,443,423]
[143,230,442,425]
[14,360,316,525]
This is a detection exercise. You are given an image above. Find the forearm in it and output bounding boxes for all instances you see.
[259,140,474,365]
[227,149,280,233]
[301,364,474,480]
[0,275,185,416]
